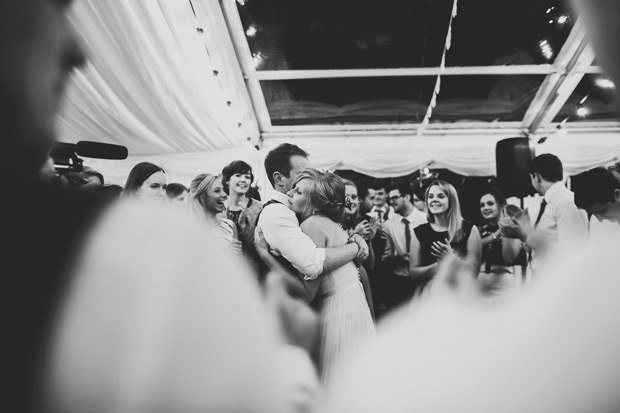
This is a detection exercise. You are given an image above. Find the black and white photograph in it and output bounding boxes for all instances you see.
[4,0,620,412]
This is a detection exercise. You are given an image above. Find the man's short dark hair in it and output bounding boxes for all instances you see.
[264,143,309,188]
[369,178,389,192]
[528,153,563,182]
[574,167,620,210]
[389,181,413,200]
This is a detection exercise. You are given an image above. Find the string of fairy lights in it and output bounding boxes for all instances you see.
[187,0,259,150]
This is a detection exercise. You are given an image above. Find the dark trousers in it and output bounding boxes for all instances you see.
[384,268,416,315]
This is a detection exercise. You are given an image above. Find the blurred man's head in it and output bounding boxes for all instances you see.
[574,167,620,223]
[0,0,85,178]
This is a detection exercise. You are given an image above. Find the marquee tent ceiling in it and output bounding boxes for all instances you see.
[58,0,620,189]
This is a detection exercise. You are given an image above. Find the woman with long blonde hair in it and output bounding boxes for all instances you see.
[189,173,242,254]
[408,179,481,295]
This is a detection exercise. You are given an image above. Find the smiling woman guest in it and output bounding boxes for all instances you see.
[477,188,527,302]
[221,160,264,276]
[122,162,167,202]
[189,173,242,255]
[408,180,482,297]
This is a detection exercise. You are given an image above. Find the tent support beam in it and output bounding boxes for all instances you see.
[246,65,601,81]
[219,0,272,134]
[522,19,596,135]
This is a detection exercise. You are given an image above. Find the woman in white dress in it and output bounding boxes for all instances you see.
[288,168,376,390]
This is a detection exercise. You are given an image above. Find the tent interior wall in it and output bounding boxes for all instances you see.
[59,0,620,201]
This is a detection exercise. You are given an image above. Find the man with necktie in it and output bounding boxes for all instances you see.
[501,153,588,274]
[382,182,427,312]
[364,179,394,319]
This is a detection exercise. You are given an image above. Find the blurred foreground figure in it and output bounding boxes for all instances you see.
[42,201,294,412]
[0,1,101,412]
[1,1,319,412]
[322,238,620,413]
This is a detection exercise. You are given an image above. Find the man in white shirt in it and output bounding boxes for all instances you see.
[256,143,368,300]
[501,153,588,272]
[382,182,427,310]
[367,180,394,222]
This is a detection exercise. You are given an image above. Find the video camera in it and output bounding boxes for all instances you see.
[50,141,128,189]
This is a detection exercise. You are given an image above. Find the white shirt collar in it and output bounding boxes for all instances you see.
[544,181,572,203]
[272,190,290,205]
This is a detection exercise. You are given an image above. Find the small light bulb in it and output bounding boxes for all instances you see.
[557,14,569,25]
[577,106,588,117]
[538,39,554,60]
[251,52,263,69]
[596,78,615,89]
[246,26,257,37]
[422,168,430,175]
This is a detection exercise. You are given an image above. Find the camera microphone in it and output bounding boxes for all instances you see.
[76,141,128,160]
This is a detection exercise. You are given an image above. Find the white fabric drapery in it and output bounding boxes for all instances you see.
[56,0,620,194]
[262,132,620,178]
[58,0,261,186]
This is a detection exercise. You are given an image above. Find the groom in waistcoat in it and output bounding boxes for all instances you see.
[255,143,368,301]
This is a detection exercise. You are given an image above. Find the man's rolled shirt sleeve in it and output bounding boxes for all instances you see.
[257,203,326,279]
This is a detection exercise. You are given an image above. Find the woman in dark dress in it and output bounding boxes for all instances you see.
[477,188,527,302]
[409,180,482,296]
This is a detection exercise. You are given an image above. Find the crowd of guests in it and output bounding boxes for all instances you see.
[33,130,620,412]
[59,143,620,389]
[5,0,620,411]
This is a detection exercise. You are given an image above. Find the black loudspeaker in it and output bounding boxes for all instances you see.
[495,137,536,198]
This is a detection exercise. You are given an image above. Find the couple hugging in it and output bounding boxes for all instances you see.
[255,143,376,390]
